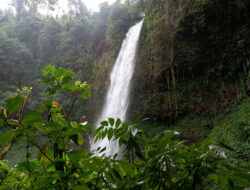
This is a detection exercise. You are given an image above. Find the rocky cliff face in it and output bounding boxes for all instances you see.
[129,0,249,123]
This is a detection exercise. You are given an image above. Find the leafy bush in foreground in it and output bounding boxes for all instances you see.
[0,66,249,189]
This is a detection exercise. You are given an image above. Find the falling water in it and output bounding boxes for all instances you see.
[91,20,144,156]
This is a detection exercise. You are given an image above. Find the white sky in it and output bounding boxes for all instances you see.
[0,0,117,13]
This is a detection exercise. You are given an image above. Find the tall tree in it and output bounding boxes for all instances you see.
[11,0,25,21]
[68,0,87,18]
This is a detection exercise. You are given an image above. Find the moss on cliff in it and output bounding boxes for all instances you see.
[129,0,249,124]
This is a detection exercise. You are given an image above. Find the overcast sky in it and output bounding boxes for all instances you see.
[0,0,117,13]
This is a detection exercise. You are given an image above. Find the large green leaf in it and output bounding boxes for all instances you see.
[115,118,121,128]
[108,118,115,126]
[21,110,44,127]
[78,134,84,145]
[6,96,23,115]
[101,121,108,126]
[108,128,113,141]
[0,130,15,146]
[99,147,106,153]
[70,121,78,128]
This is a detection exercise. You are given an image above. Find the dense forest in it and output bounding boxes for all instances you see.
[0,0,249,189]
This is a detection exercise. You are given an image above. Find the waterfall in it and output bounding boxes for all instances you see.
[91,20,144,156]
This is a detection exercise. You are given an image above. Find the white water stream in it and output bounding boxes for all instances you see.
[91,20,144,156]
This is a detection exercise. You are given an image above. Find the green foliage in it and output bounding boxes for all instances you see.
[41,65,75,95]
[5,96,23,116]
[0,130,15,147]
[0,161,9,185]
[1,115,249,189]
[40,65,91,121]
[0,66,249,189]
[41,65,91,99]
[209,98,250,163]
